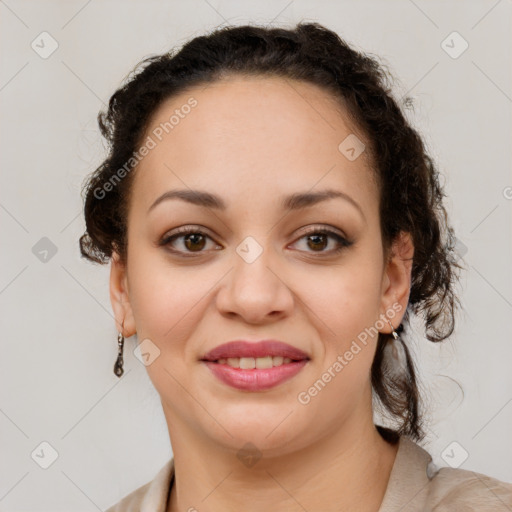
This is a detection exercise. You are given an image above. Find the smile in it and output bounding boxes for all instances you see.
[215,356,292,368]
[203,358,308,391]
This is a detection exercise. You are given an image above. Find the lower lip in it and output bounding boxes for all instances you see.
[203,360,308,391]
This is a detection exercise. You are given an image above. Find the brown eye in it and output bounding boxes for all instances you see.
[290,227,353,256]
[306,233,329,251]
[159,227,221,256]
[183,233,206,252]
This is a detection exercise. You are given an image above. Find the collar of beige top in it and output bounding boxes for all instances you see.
[139,457,174,512]
[378,435,434,512]
[137,435,433,512]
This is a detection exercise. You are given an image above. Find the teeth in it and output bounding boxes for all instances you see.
[218,356,295,368]
[239,357,255,369]
[255,356,273,369]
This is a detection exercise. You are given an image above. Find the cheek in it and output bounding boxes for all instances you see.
[126,249,215,346]
[306,258,383,335]
[297,248,384,388]
[297,271,381,417]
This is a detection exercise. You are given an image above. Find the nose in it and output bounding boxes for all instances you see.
[215,241,295,325]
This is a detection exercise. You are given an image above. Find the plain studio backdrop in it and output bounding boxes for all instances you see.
[1,1,511,510]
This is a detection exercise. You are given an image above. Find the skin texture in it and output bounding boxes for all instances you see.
[110,76,414,512]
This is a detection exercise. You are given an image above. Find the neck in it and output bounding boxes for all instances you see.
[165,411,399,512]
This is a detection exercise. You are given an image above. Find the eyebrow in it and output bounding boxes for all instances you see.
[147,188,365,219]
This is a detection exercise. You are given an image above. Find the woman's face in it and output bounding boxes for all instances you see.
[110,75,413,456]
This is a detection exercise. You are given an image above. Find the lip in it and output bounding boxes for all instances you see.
[204,360,308,391]
[201,340,310,361]
[201,340,310,392]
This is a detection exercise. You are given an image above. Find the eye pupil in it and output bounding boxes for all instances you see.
[184,233,206,251]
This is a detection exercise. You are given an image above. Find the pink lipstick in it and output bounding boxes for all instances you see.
[201,340,309,391]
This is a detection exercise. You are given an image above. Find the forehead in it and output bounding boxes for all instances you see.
[130,75,377,214]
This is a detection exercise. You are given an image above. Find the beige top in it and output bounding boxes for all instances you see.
[106,436,512,511]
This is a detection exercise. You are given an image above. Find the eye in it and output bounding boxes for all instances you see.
[290,226,353,255]
[159,225,353,257]
[159,226,221,255]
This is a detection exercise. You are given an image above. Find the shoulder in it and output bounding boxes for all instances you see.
[425,465,512,511]
[105,459,174,512]
[378,435,512,511]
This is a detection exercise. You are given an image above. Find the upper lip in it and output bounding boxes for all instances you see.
[201,340,310,361]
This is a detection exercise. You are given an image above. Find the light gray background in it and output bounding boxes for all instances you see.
[1,0,511,510]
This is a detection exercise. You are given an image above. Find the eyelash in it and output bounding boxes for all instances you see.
[159,225,353,257]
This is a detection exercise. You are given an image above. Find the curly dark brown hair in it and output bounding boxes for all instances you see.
[79,22,463,442]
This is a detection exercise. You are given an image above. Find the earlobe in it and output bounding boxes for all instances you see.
[380,231,414,330]
[109,251,136,337]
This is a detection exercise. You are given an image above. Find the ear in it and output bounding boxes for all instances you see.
[379,231,414,332]
[110,251,136,337]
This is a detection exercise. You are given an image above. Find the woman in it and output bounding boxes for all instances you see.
[79,22,512,511]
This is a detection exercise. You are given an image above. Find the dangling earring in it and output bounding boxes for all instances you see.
[114,328,125,378]
[383,318,407,377]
